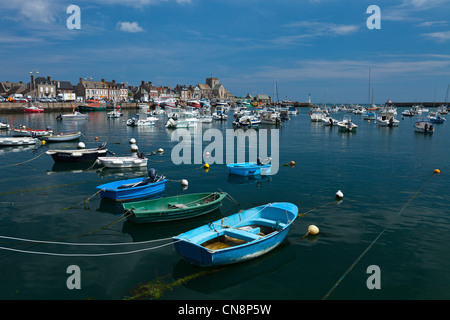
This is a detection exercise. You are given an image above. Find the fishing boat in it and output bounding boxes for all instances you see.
[165,118,197,129]
[212,107,228,120]
[56,111,89,120]
[78,99,107,111]
[123,192,228,224]
[363,111,376,120]
[96,169,166,202]
[11,127,53,137]
[232,115,261,128]
[401,109,415,117]
[0,119,10,130]
[107,109,123,118]
[337,118,358,132]
[0,137,39,146]
[23,104,44,113]
[414,119,434,134]
[428,112,446,124]
[227,158,271,176]
[322,116,339,126]
[260,111,281,125]
[127,115,156,126]
[96,152,148,168]
[40,132,81,143]
[309,108,326,122]
[46,142,110,162]
[377,111,399,127]
[172,202,298,267]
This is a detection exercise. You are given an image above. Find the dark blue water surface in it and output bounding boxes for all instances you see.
[0,107,449,300]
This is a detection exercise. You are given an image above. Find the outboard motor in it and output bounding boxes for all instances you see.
[257,157,262,166]
[148,168,156,183]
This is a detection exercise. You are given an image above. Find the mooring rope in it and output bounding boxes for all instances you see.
[322,172,437,300]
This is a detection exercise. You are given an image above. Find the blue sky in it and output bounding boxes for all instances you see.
[1,0,449,104]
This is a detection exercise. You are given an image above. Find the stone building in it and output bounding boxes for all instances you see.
[76,78,127,102]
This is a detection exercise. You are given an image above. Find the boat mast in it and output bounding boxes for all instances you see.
[368,68,371,107]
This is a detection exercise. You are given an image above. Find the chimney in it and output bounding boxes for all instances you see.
[112,80,116,84]
[47,76,51,83]
[101,78,105,83]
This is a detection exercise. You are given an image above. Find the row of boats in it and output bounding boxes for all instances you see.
[309,104,447,134]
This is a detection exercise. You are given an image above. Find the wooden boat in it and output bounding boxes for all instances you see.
[46,143,110,162]
[40,132,81,143]
[96,169,166,202]
[227,159,271,176]
[172,202,298,267]
[414,119,434,133]
[0,137,39,146]
[123,192,228,224]
[11,128,53,137]
[56,111,89,120]
[97,154,148,168]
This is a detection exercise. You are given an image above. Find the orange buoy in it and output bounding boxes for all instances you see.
[95,137,98,141]
[290,161,295,167]
[434,169,440,174]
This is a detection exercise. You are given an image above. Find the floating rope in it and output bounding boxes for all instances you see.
[0,151,45,167]
[322,172,437,300]
[0,240,181,257]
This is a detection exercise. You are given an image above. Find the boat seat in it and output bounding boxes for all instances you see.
[224,229,262,242]
[168,203,188,209]
[253,218,286,229]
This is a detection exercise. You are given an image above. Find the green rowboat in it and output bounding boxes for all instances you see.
[123,192,228,224]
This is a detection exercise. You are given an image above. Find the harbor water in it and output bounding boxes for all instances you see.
[0,108,449,300]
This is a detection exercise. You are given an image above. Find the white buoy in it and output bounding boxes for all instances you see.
[129,138,136,144]
[181,179,188,186]
[130,144,138,152]
[307,225,319,235]
[335,190,344,200]
[157,148,164,153]
[77,142,85,149]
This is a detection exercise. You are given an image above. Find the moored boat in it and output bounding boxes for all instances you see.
[40,132,81,143]
[56,111,89,120]
[78,99,107,111]
[23,104,44,113]
[46,142,110,162]
[11,127,53,137]
[227,158,271,176]
[337,118,358,132]
[123,191,228,224]
[414,119,434,133]
[96,169,166,202]
[172,202,298,267]
[0,137,39,146]
[96,153,148,168]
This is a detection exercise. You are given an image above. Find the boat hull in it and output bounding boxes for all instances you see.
[97,178,166,202]
[41,132,81,142]
[97,156,148,168]
[172,202,298,267]
[227,163,271,176]
[0,137,39,146]
[46,148,108,162]
[123,192,227,224]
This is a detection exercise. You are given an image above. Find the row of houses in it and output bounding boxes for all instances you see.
[0,75,238,103]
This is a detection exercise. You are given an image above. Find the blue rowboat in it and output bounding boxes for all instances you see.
[227,159,271,176]
[172,202,298,267]
[96,169,166,202]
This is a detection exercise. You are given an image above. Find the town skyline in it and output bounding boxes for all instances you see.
[1,0,450,104]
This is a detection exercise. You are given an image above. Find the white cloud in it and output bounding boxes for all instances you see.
[116,21,144,33]
[422,31,450,41]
